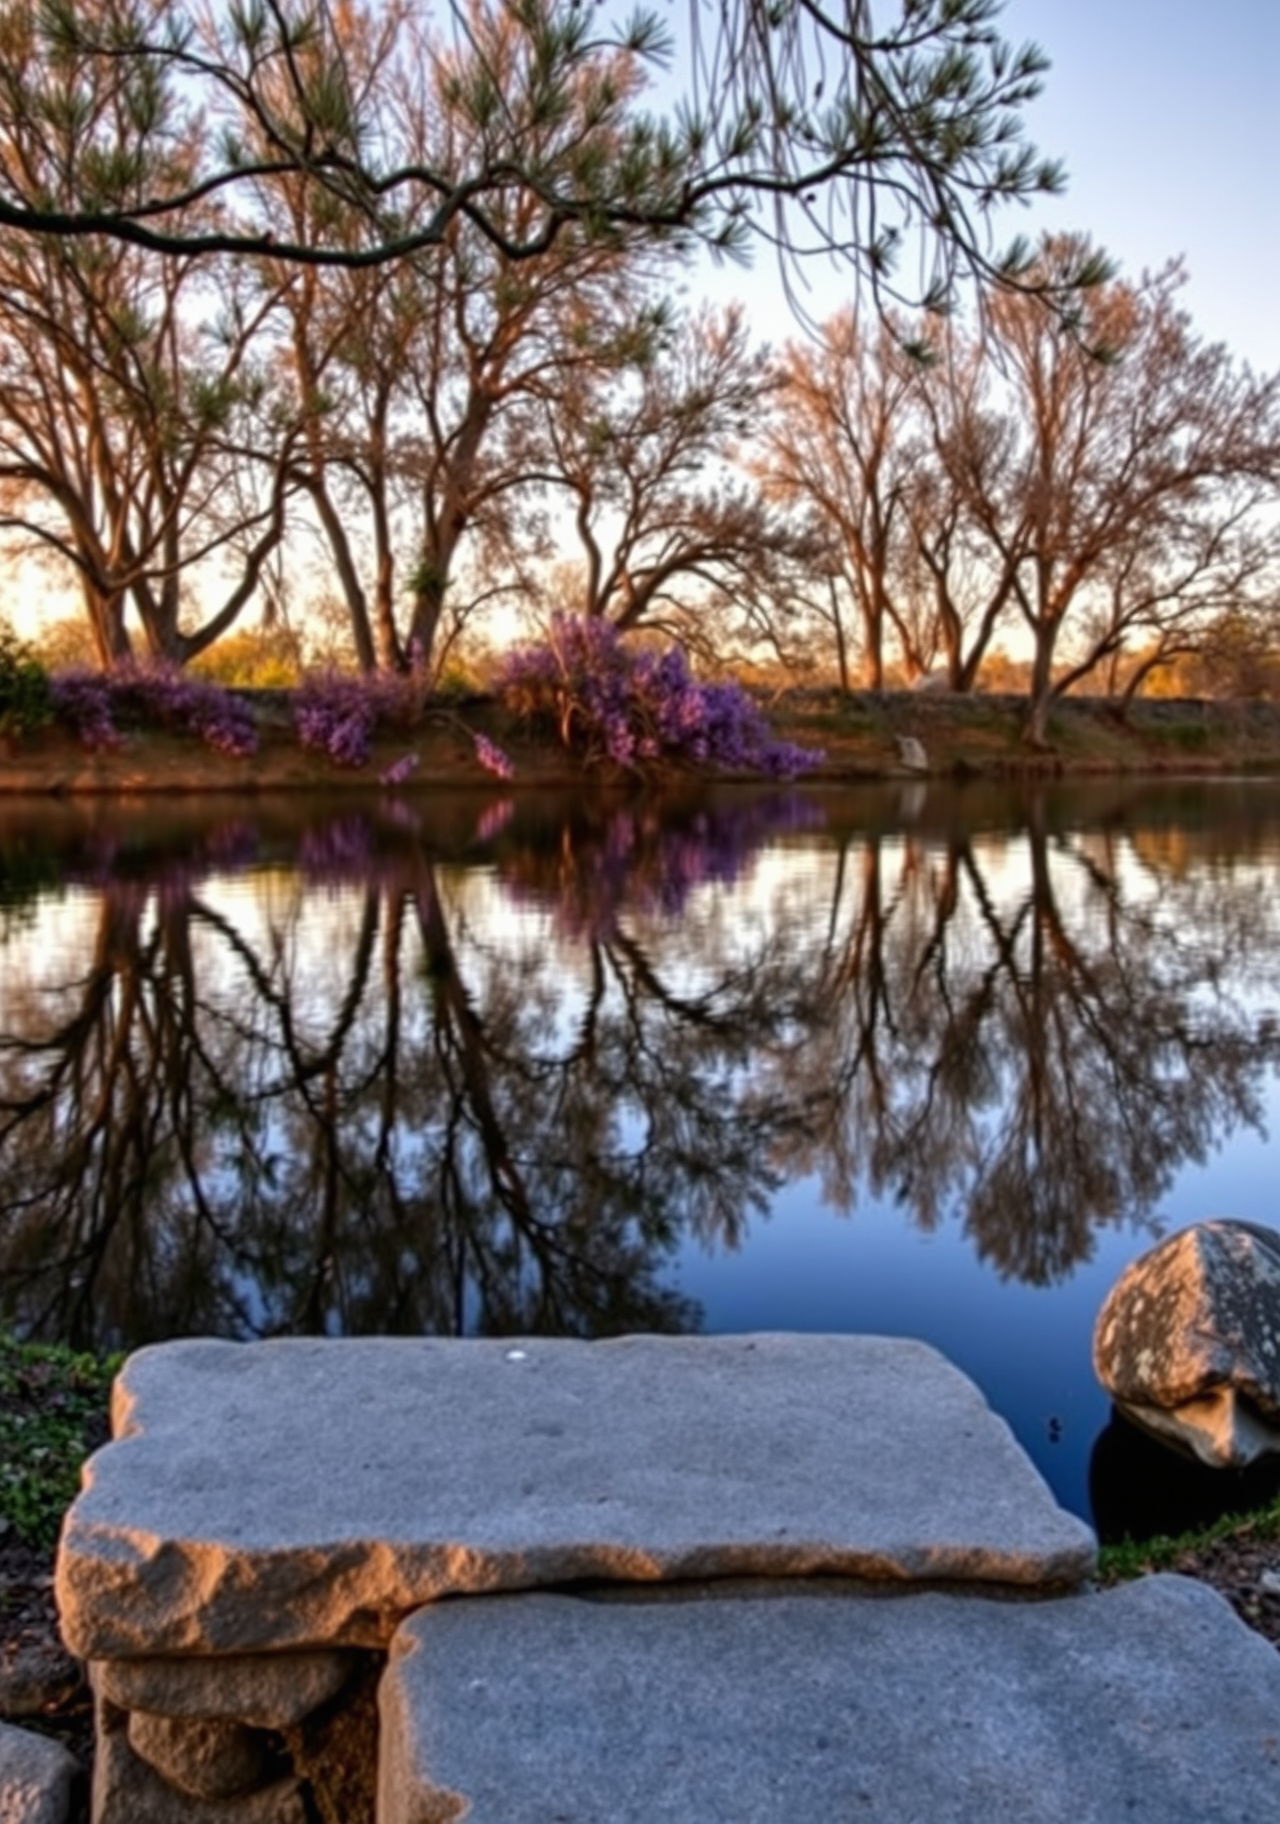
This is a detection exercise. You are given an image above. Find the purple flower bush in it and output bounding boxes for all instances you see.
[294,669,426,769]
[497,616,822,779]
[51,664,257,757]
[297,667,515,779]
[49,670,122,751]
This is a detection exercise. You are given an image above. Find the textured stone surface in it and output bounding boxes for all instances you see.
[0,1721,78,1824]
[93,1700,305,1824]
[94,1651,354,1727]
[0,1641,82,1719]
[125,1712,274,1801]
[56,1334,1094,1659]
[1095,1220,1280,1466]
[378,1576,1280,1824]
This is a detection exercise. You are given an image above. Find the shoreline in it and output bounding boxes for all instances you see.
[3,690,1280,794]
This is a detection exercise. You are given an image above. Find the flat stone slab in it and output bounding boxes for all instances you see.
[57,1334,1094,1660]
[378,1576,1280,1824]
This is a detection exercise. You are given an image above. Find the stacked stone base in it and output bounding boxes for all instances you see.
[88,1651,369,1823]
[52,1334,1280,1822]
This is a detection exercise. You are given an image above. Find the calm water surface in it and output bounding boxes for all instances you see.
[2,776,1279,1538]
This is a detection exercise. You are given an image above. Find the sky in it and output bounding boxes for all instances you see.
[1005,0,1280,372]
[697,0,1280,375]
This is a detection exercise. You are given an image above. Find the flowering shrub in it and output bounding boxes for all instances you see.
[497,616,822,778]
[49,671,121,750]
[294,670,423,768]
[51,664,257,757]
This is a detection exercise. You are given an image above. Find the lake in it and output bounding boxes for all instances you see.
[2,775,1279,1540]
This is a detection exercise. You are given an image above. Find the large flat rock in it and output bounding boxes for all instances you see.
[57,1334,1094,1660]
[378,1576,1280,1824]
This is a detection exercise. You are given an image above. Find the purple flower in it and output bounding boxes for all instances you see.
[379,753,419,787]
[473,732,515,780]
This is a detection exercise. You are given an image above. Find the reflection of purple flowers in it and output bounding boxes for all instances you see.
[50,665,257,757]
[66,821,260,896]
[497,616,822,779]
[297,817,378,878]
[475,799,515,843]
[503,794,825,939]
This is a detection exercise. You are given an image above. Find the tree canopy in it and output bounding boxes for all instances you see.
[0,0,1072,304]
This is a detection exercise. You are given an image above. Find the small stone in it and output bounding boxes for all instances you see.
[93,1700,305,1824]
[125,1712,275,1801]
[1259,1568,1280,1595]
[93,1651,354,1728]
[895,734,929,771]
[1094,1220,1280,1467]
[0,1642,83,1718]
[0,1719,79,1824]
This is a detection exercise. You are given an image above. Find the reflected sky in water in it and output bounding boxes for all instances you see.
[1,776,1278,1536]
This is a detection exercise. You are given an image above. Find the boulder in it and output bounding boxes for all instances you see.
[1093,1220,1280,1467]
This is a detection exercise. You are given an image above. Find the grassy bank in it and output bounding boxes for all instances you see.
[3,689,1280,794]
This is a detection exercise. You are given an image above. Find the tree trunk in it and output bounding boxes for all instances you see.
[1023,626,1058,747]
[85,583,133,669]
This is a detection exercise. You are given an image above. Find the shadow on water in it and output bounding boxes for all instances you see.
[1090,1408,1280,1545]
[2,775,1280,1535]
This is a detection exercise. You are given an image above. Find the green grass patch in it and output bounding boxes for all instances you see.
[1098,1495,1280,1583]
[0,1334,122,1551]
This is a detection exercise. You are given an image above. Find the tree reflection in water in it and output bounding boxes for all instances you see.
[0,784,1277,1355]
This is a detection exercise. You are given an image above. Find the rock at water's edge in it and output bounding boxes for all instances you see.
[1094,1220,1280,1467]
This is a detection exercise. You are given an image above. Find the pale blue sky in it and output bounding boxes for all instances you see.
[1006,0,1280,370]
[693,1,1280,373]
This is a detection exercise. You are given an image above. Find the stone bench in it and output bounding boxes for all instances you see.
[57,1333,1098,1821]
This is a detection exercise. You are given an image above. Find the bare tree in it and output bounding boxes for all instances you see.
[907,327,1022,689]
[756,308,926,688]
[524,302,812,653]
[255,1,674,675]
[953,239,1280,744]
[0,0,297,664]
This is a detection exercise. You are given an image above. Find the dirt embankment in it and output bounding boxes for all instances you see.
[3,690,1280,794]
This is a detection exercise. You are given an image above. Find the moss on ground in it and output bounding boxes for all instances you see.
[0,1335,120,1551]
